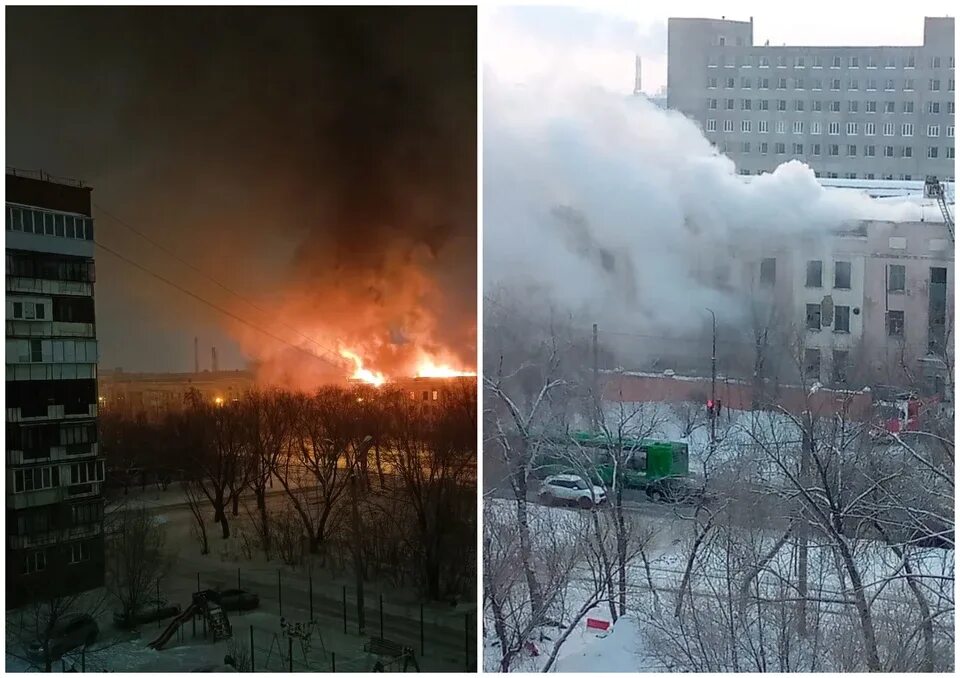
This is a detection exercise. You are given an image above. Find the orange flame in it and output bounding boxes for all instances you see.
[339,348,386,387]
[416,356,477,379]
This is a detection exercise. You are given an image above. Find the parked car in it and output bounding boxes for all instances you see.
[113,603,182,628]
[645,477,709,505]
[25,613,98,662]
[208,589,260,611]
[538,474,607,509]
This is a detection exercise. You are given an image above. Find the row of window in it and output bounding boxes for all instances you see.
[14,501,103,538]
[12,460,105,493]
[803,260,852,289]
[721,140,951,160]
[6,206,94,241]
[805,303,853,333]
[7,252,96,283]
[709,50,954,71]
[802,348,851,385]
[9,297,96,324]
[7,378,98,418]
[22,540,93,575]
[8,422,98,458]
[708,75,954,92]
[708,97,955,115]
[708,118,954,139]
[736,169,954,182]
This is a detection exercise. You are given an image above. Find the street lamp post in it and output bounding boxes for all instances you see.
[706,308,717,457]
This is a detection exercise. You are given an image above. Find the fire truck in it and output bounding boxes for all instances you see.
[873,389,942,434]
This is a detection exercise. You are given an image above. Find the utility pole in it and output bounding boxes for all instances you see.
[706,309,717,457]
[349,435,375,635]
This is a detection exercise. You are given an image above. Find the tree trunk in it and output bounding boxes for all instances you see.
[513,470,543,617]
[616,485,627,616]
[232,492,240,517]
[215,506,231,539]
[256,488,271,556]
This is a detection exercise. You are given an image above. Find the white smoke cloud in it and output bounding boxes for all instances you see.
[483,74,932,338]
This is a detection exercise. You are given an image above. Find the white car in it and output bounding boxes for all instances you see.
[538,474,607,509]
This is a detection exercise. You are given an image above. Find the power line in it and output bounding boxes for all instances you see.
[93,202,343,363]
[93,240,344,371]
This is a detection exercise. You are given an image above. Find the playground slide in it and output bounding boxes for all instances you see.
[148,604,198,650]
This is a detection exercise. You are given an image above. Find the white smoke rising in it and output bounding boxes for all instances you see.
[483,75,930,337]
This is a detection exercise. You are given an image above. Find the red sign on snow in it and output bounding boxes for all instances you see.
[586,618,610,631]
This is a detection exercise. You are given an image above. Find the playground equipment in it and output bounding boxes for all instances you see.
[365,637,420,672]
[263,617,325,671]
[148,591,232,650]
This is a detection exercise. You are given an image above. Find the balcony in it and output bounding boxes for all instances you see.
[7,522,103,551]
[6,320,96,339]
[7,403,98,423]
[7,482,102,510]
[7,442,99,466]
[6,277,92,297]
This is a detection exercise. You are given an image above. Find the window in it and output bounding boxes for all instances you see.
[777,77,786,89]
[834,261,851,289]
[950,102,955,114]
[758,120,769,133]
[70,460,105,485]
[777,99,787,111]
[883,122,894,136]
[726,98,735,110]
[867,55,877,69]
[726,77,736,89]
[759,77,770,89]
[741,99,752,110]
[866,100,877,112]
[845,172,857,180]
[777,55,786,68]
[848,100,859,113]
[834,306,851,333]
[950,148,957,160]
[930,79,940,91]
[884,145,894,157]
[849,56,859,68]
[795,99,804,111]
[793,121,803,134]
[813,79,822,90]
[887,310,904,337]
[849,79,859,90]
[706,119,717,132]
[775,142,785,154]
[865,144,876,156]
[759,99,769,111]
[846,122,858,135]
[30,339,42,362]
[812,99,822,111]
[708,77,718,89]
[828,122,840,135]
[23,551,46,575]
[806,305,822,331]
[847,144,857,156]
[813,55,822,68]
[741,141,751,153]
[741,77,752,89]
[806,260,823,287]
[905,54,915,68]
[708,55,718,68]
[796,77,805,90]
[741,120,752,133]
[833,350,849,383]
[903,78,914,91]
[867,78,877,90]
[759,258,776,286]
[864,122,875,136]
[759,141,769,154]
[950,79,956,91]
[927,124,940,137]
[927,101,940,114]
[760,56,770,68]
[886,56,895,68]
[811,121,821,135]
[884,79,895,91]
[13,466,59,493]
[812,143,821,155]
[72,502,103,526]
[931,56,941,68]
[948,126,955,138]
[829,143,840,156]
[793,142,804,154]
[832,56,841,68]
[888,264,905,292]
[902,146,913,158]
[830,100,841,112]
[796,56,805,68]
[776,120,785,134]
[902,101,914,114]
[927,146,939,158]
[901,123,914,137]
[723,120,734,132]
[831,78,840,90]
[884,101,895,113]
[69,541,91,564]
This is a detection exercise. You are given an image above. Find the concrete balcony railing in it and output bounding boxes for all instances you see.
[7,522,103,551]
[5,320,96,339]
[6,403,98,423]
[7,442,99,466]
[6,277,92,297]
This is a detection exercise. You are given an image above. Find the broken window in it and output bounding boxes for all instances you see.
[804,349,821,380]
[806,304,822,330]
[833,350,849,384]
[759,258,776,286]
[834,261,851,289]
[834,305,850,332]
[888,264,905,292]
[887,310,904,337]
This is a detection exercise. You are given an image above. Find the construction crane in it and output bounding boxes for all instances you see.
[924,176,954,242]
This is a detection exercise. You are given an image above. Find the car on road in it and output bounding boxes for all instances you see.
[538,474,607,509]
[25,613,98,662]
[645,476,709,505]
[113,603,182,629]
[208,588,260,611]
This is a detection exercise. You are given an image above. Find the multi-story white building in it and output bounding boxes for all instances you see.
[668,16,956,181]
[5,169,104,607]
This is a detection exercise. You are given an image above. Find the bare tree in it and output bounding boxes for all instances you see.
[105,504,170,627]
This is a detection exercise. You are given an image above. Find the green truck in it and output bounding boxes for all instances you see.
[533,431,689,490]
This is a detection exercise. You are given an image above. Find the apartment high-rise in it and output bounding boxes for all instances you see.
[668,16,956,181]
[5,169,104,608]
